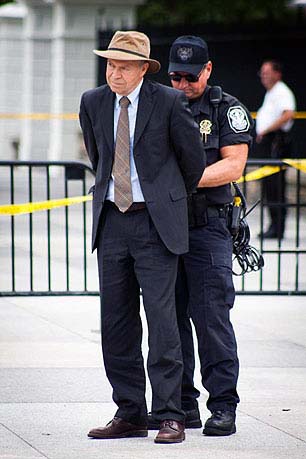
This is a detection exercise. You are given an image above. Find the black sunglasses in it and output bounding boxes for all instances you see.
[169,65,206,83]
[169,73,200,83]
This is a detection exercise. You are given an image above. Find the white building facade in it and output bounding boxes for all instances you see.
[0,0,144,161]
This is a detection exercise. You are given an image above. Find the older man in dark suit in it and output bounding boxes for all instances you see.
[79,30,206,444]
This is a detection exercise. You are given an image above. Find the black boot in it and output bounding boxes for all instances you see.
[258,225,283,239]
[203,410,236,436]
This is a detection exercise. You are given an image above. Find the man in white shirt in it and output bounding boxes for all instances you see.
[256,60,296,239]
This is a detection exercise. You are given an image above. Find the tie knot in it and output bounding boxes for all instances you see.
[119,96,130,108]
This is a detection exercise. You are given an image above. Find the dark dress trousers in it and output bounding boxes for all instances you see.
[254,131,290,237]
[79,79,206,425]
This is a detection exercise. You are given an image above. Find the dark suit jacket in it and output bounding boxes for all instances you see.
[79,79,206,255]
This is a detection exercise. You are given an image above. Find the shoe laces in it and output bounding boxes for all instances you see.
[163,420,174,427]
[161,420,180,431]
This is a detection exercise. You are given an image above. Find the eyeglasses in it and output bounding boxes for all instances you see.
[169,65,206,83]
[170,73,200,83]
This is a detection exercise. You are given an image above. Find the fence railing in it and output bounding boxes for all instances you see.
[235,159,306,295]
[0,159,305,296]
[0,161,97,296]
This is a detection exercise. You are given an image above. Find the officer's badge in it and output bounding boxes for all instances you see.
[199,119,212,142]
[227,106,250,133]
[177,47,193,62]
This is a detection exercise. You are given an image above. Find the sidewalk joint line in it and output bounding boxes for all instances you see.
[0,422,51,458]
[238,410,306,444]
[6,301,99,344]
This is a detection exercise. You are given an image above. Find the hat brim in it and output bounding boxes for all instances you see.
[168,62,203,76]
[93,49,160,74]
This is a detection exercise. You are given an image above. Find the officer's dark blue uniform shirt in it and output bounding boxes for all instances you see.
[189,85,254,205]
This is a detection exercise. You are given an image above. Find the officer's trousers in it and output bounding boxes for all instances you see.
[176,213,239,413]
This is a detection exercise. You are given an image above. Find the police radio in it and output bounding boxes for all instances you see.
[209,86,222,127]
[209,86,222,106]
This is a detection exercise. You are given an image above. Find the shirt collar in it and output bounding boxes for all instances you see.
[115,79,143,108]
[189,85,211,117]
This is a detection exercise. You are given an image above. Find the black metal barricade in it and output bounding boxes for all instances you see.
[235,159,306,295]
[0,161,97,296]
[0,159,305,296]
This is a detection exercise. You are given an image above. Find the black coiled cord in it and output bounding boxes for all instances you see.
[232,218,264,276]
[231,182,264,276]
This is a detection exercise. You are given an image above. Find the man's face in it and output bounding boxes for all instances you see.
[258,62,281,90]
[169,62,212,100]
[106,59,149,95]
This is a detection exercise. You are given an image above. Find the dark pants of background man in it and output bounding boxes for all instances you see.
[97,202,184,425]
[175,212,239,414]
[255,130,292,238]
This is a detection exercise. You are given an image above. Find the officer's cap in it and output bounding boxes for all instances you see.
[168,36,209,75]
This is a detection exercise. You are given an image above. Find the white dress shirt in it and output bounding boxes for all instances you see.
[106,79,145,202]
[256,81,296,135]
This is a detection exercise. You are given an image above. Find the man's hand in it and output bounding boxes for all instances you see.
[257,109,295,140]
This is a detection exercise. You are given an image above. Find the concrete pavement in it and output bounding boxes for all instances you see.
[0,295,306,459]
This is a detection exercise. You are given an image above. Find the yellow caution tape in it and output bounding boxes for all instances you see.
[237,159,306,183]
[283,158,306,173]
[250,111,306,119]
[0,113,78,120]
[0,195,92,216]
[237,165,281,183]
[2,112,306,120]
[293,112,306,119]
[1,159,306,215]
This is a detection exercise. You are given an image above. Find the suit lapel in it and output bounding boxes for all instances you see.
[100,87,115,155]
[134,80,156,148]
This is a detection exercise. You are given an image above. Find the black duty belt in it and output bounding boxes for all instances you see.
[206,205,228,218]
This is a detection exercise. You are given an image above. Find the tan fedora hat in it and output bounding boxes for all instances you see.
[93,30,161,74]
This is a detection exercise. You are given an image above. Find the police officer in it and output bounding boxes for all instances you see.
[148,36,254,436]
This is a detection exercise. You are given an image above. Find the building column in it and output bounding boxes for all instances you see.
[48,1,98,161]
[19,0,53,160]
[18,0,144,161]
[0,3,27,160]
[48,0,144,161]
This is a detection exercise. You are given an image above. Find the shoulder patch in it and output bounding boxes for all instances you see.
[227,106,250,133]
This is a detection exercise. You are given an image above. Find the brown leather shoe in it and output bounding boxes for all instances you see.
[154,420,185,444]
[88,417,148,439]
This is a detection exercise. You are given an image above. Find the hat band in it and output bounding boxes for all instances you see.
[108,47,148,59]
